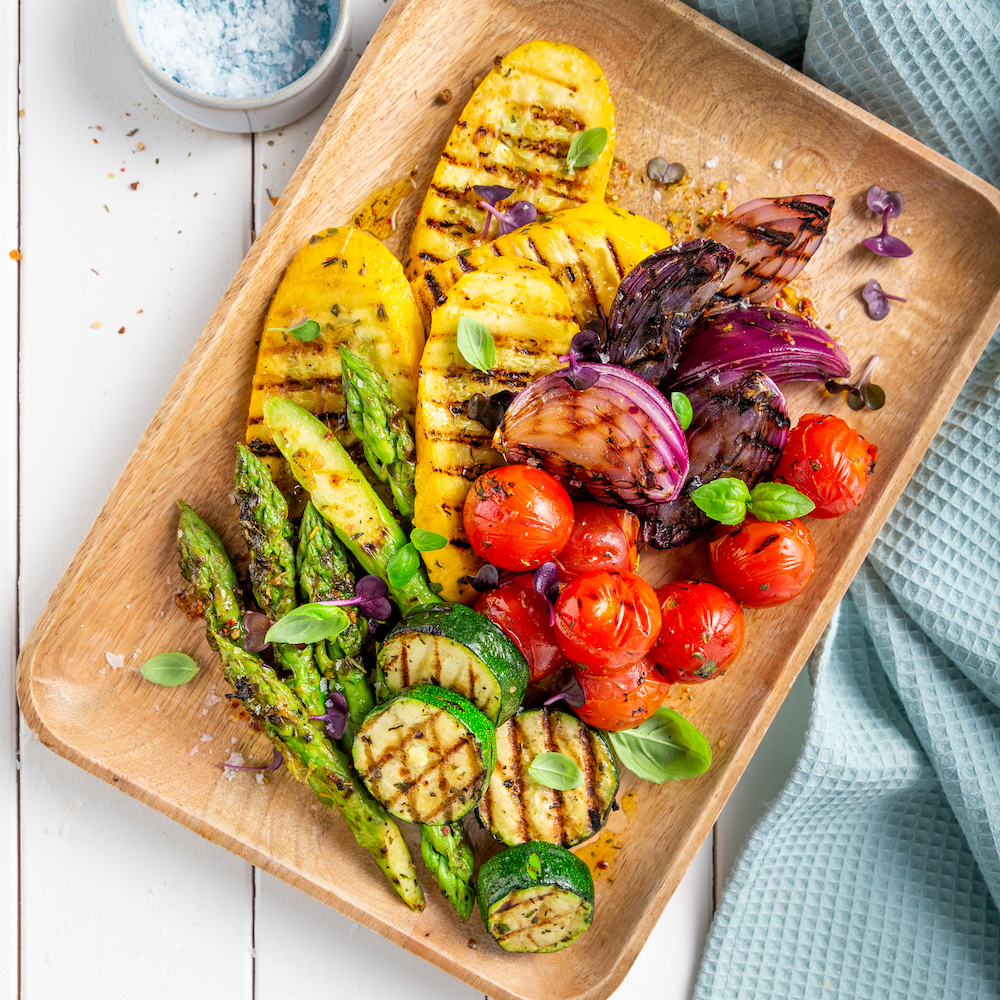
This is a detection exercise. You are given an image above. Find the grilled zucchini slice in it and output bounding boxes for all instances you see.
[352,686,495,825]
[377,603,529,725]
[478,709,618,848]
[247,226,423,498]
[412,203,672,330]
[414,256,578,603]
[405,40,616,280]
[477,842,594,953]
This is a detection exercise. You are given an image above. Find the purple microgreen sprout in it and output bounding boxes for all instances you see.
[862,279,907,321]
[478,198,538,240]
[472,184,514,205]
[243,611,274,653]
[558,329,604,390]
[466,389,517,432]
[465,563,500,592]
[310,692,349,741]
[221,747,283,772]
[317,574,392,622]
[532,561,561,627]
[866,185,904,218]
[862,185,912,257]
[647,158,686,185]
[543,672,586,709]
[825,353,886,411]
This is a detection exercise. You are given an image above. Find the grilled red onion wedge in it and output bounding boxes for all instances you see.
[709,195,833,307]
[605,239,736,383]
[640,371,789,548]
[669,305,850,388]
[493,362,689,505]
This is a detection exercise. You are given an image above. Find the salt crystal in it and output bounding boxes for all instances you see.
[773,158,783,169]
[720,134,728,143]
[189,744,199,756]
[256,773,265,784]
[735,173,745,183]
[904,226,913,234]
[200,733,214,742]
[837,309,848,321]
[105,652,125,670]
[137,0,336,99]
[223,751,245,780]
[652,189,662,203]
[705,157,719,168]
[203,691,224,707]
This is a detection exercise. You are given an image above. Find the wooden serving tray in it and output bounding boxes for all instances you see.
[18,1,1000,998]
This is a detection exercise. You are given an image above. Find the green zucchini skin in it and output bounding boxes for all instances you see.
[477,842,595,953]
[377,603,529,725]
[478,708,619,847]
[352,685,496,824]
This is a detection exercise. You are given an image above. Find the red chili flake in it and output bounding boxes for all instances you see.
[596,860,610,870]
[118,326,125,334]
[93,138,98,144]
[130,181,139,190]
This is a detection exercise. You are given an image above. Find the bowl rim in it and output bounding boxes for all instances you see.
[111,0,351,111]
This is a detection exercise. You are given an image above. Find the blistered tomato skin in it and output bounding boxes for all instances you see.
[648,580,744,683]
[554,502,640,580]
[775,413,878,518]
[553,570,662,674]
[463,465,574,571]
[709,516,816,608]
[572,659,670,731]
[474,574,568,684]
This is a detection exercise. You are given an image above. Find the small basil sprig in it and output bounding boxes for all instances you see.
[826,353,885,411]
[385,529,448,588]
[140,651,198,687]
[268,317,321,342]
[456,316,496,372]
[566,127,608,170]
[691,478,815,524]
[670,391,693,431]
[528,752,583,791]
[265,604,350,645]
[608,708,712,783]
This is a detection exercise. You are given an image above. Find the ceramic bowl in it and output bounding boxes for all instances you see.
[111,0,351,133]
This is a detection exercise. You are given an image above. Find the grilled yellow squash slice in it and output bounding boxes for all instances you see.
[414,257,578,603]
[246,226,424,497]
[411,203,672,330]
[404,40,616,281]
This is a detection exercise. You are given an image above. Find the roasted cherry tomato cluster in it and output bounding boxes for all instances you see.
[467,412,875,731]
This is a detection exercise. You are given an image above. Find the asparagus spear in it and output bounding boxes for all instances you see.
[420,822,476,921]
[234,443,325,718]
[177,501,425,912]
[340,347,417,519]
[263,396,441,614]
[296,501,374,740]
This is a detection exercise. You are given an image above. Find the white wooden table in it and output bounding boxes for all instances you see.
[1,1,813,995]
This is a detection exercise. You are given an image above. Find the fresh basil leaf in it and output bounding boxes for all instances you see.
[608,708,712,783]
[140,651,198,687]
[268,318,321,342]
[670,391,693,431]
[691,477,751,524]
[528,751,584,791]
[386,542,420,588]
[456,316,496,372]
[265,604,349,645]
[566,127,608,170]
[748,481,815,521]
[410,528,447,552]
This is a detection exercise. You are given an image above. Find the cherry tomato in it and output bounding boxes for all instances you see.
[572,659,670,731]
[554,502,639,580]
[553,569,662,674]
[648,580,744,683]
[463,465,574,571]
[474,574,567,684]
[709,516,816,608]
[775,413,878,518]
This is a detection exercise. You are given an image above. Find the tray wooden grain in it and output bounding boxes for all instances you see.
[18,1,1000,998]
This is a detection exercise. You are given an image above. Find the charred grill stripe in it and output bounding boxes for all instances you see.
[399,641,410,689]
[562,231,600,311]
[524,235,547,268]
[456,253,477,273]
[255,375,343,393]
[418,252,443,265]
[246,438,282,457]
[508,720,529,843]
[423,271,448,307]
[605,234,625,278]
[424,217,479,235]
[492,887,559,916]
[577,726,600,833]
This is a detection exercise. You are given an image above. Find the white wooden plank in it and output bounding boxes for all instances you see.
[17,1,258,996]
[713,665,813,897]
[254,871,485,1000]
[1,0,20,993]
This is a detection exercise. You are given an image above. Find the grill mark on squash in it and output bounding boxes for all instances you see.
[563,231,600,311]
[508,721,529,843]
[576,725,601,835]
[540,710,566,845]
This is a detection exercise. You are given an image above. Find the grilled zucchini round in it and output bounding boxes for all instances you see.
[478,708,618,847]
[376,603,529,725]
[352,685,496,825]
[477,842,594,953]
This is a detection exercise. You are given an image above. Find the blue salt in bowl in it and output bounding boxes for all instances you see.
[112,0,351,133]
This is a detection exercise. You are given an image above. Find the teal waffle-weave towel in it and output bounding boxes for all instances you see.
[680,1,1000,997]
